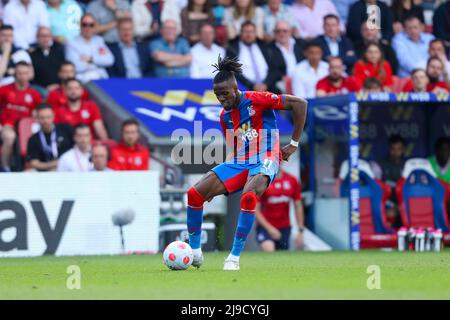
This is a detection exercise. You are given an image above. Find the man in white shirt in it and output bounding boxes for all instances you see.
[65,13,115,83]
[3,0,50,50]
[292,42,329,98]
[190,24,226,79]
[57,124,93,172]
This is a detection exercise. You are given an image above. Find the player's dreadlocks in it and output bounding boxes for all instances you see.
[212,55,243,84]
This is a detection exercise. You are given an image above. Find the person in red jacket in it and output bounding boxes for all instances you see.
[353,42,393,91]
[109,118,150,171]
[53,78,108,140]
[402,57,450,93]
[0,61,42,171]
[255,167,305,251]
[316,56,361,96]
[46,61,90,108]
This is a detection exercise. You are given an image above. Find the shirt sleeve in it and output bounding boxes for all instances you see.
[254,91,285,110]
[90,102,103,121]
[26,135,41,162]
[292,177,302,201]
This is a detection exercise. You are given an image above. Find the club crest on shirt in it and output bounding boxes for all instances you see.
[247,105,255,116]
[81,110,90,119]
[283,181,291,190]
[24,93,32,104]
[271,94,278,100]
[134,157,142,166]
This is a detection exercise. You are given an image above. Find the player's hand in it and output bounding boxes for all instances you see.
[295,232,304,250]
[281,144,297,161]
[268,227,282,241]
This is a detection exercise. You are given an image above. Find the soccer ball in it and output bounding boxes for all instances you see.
[163,241,193,270]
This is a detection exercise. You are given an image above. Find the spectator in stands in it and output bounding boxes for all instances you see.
[316,56,360,96]
[353,42,394,90]
[46,61,90,108]
[391,0,424,34]
[315,14,356,71]
[432,1,450,44]
[375,134,407,227]
[109,118,150,171]
[181,0,214,45]
[86,0,131,44]
[392,16,434,77]
[362,76,383,92]
[131,0,157,40]
[57,123,93,172]
[26,103,73,171]
[0,62,42,172]
[403,58,450,92]
[47,0,82,44]
[407,68,429,92]
[107,17,153,78]
[346,0,393,44]
[262,0,299,42]
[255,167,305,251]
[226,21,284,93]
[190,23,226,78]
[292,0,341,40]
[378,134,407,187]
[420,39,450,77]
[66,13,115,83]
[3,0,50,50]
[292,41,329,98]
[223,0,264,40]
[354,21,399,74]
[54,78,108,140]
[150,19,192,78]
[331,0,356,25]
[30,27,66,91]
[91,143,112,171]
[0,25,32,86]
[429,136,450,183]
[270,20,306,77]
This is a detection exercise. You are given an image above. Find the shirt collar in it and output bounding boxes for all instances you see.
[276,37,296,51]
[324,35,341,43]
[119,40,136,49]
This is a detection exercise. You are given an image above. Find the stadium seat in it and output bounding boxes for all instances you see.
[391,76,411,93]
[339,159,397,248]
[396,158,450,245]
[17,117,39,158]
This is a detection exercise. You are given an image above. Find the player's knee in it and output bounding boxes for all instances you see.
[241,191,258,213]
[187,186,205,209]
[1,127,16,146]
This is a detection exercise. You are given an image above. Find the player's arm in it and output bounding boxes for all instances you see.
[281,94,308,161]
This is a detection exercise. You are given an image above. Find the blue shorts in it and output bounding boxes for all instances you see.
[211,159,280,194]
[256,226,291,250]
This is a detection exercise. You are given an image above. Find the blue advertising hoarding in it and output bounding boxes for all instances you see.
[93,78,293,137]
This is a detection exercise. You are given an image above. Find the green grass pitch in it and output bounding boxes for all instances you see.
[1,250,449,299]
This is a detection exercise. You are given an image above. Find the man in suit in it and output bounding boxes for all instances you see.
[30,26,66,90]
[107,17,153,78]
[315,14,356,71]
[226,21,284,93]
[269,20,305,77]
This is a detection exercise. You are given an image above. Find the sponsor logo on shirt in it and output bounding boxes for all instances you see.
[267,195,291,204]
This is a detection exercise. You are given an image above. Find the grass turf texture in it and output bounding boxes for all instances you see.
[1,250,449,299]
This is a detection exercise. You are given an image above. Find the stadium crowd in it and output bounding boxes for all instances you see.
[0,0,449,173]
